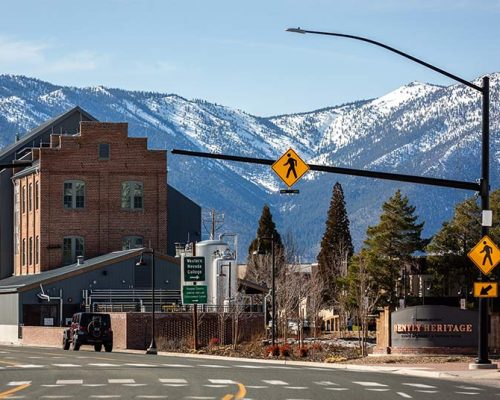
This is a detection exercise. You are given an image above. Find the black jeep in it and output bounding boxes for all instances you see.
[63,312,113,352]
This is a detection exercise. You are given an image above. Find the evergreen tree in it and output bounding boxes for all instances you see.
[362,190,424,307]
[317,182,354,305]
[427,189,499,295]
[245,204,283,286]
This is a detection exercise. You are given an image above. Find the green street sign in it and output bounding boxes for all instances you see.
[182,285,208,304]
[184,256,205,282]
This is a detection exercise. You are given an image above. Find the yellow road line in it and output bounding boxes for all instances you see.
[0,383,30,399]
[222,383,246,400]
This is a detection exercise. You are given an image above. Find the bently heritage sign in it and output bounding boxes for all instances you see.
[391,305,478,348]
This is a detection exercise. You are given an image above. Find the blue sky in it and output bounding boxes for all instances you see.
[1,0,499,116]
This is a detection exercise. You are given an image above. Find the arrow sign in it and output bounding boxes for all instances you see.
[474,282,498,298]
[480,285,493,296]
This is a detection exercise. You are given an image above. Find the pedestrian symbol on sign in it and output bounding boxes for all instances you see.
[284,153,298,179]
[480,241,493,266]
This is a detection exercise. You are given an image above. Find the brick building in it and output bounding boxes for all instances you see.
[12,121,167,275]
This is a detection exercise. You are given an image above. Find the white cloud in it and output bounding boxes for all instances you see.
[0,35,104,73]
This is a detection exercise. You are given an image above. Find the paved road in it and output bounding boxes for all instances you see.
[0,345,498,399]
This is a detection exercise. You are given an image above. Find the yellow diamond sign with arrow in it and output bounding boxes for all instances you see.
[468,235,500,275]
[272,148,309,188]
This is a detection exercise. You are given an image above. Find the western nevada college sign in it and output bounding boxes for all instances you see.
[391,305,477,348]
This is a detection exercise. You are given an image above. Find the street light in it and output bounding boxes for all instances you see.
[253,235,276,346]
[136,248,157,355]
[287,27,492,366]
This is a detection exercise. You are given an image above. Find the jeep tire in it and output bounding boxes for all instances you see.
[72,340,81,351]
[94,344,102,352]
[62,337,70,350]
[104,343,112,352]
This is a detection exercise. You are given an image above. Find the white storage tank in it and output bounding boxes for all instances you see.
[186,239,235,306]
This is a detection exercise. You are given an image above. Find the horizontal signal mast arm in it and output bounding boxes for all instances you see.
[170,149,480,192]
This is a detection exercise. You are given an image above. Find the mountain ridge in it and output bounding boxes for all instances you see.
[0,73,498,260]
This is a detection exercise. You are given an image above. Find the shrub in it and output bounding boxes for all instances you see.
[298,346,308,358]
[279,344,291,357]
[265,345,280,357]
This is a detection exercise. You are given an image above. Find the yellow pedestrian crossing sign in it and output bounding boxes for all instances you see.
[272,148,309,188]
[468,235,500,275]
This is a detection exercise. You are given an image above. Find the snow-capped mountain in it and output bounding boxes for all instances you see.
[0,74,498,260]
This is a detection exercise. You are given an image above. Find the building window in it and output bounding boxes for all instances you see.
[64,180,85,209]
[122,236,144,250]
[29,237,33,265]
[99,143,110,160]
[35,236,39,264]
[22,238,26,266]
[62,236,84,265]
[14,185,19,255]
[121,181,143,210]
[35,181,39,210]
[28,183,33,211]
[22,185,26,213]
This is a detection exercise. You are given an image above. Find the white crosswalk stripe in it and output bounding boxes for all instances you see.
[14,364,44,368]
[88,363,119,367]
[397,393,412,399]
[56,380,83,385]
[325,388,349,391]
[52,364,80,367]
[161,363,193,368]
[403,383,437,389]
[263,380,288,385]
[108,379,135,384]
[208,379,236,384]
[353,381,388,387]
[159,378,188,383]
[198,364,230,368]
[7,381,31,386]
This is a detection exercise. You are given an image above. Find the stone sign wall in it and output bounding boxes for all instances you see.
[391,305,477,348]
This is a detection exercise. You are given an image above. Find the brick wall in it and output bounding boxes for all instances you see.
[22,326,65,347]
[13,122,167,274]
[125,312,264,350]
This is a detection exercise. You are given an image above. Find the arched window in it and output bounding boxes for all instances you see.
[121,181,143,210]
[64,180,85,209]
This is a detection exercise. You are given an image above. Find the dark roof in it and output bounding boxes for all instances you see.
[0,106,97,161]
[0,249,142,293]
[237,278,269,294]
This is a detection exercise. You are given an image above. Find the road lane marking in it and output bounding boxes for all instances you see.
[402,383,437,389]
[353,382,388,387]
[208,380,236,384]
[314,381,338,386]
[263,380,288,385]
[108,379,135,384]
[159,379,188,383]
[161,364,193,368]
[285,387,308,390]
[0,383,31,399]
[366,388,390,391]
[56,380,83,385]
[198,364,230,368]
[457,386,483,391]
[52,364,80,367]
[416,390,439,393]
[88,363,119,367]
[222,383,246,400]
[204,385,228,388]
[325,388,349,391]
[455,393,480,395]
[82,384,107,387]
[90,396,121,399]
[14,364,45,368]
[162,384,188,387]
[397,393,412,398]
[124,363,156,367]
[7,382,31,386]
[232,365,264,369]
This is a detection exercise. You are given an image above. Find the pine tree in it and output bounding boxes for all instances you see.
[427,189,499,295]
[245,204,283,286]
[362,189,424,307]
[317,182,354,305]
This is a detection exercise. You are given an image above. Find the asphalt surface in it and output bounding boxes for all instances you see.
[0,344,498,399]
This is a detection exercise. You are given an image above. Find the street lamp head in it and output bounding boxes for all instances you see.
[286,27,306,34]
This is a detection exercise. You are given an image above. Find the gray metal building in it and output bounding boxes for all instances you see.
[0,249,181,344]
